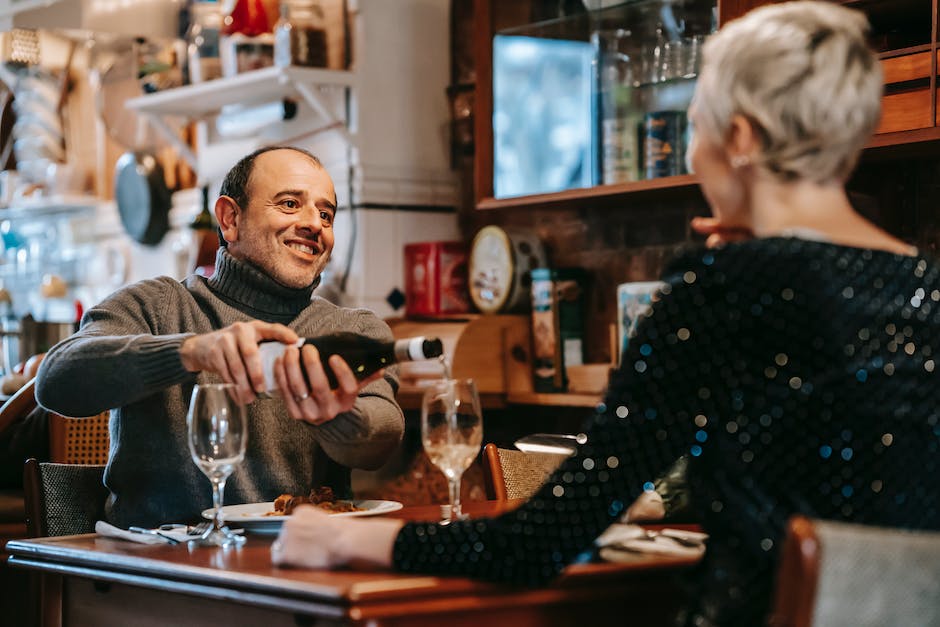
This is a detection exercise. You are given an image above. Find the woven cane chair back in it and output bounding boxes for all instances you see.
[483,443,567,501]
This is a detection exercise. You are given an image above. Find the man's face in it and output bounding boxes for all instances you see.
[226,150,337,289]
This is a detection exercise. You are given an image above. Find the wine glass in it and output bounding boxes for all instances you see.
[187,383,247,547]
[421,378,483,524]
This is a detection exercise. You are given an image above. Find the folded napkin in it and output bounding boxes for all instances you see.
[95,521,194,545]
[595,523,708,562]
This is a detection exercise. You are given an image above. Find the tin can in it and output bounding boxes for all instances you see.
[530,268,586,392]
[643,111,687,179]
[616,281,666,366]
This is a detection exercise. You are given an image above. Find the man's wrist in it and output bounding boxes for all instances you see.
[178,334,200,372]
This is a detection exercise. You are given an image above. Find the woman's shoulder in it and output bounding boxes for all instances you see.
[664,237,929,284]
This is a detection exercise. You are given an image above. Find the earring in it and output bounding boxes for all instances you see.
[730,155,752,169]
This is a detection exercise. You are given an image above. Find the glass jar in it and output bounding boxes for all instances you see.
[276,0,328,68]
[187,0,223,83]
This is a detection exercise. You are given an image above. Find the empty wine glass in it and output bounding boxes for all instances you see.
[187,382,247,547]
[421,378,483,524]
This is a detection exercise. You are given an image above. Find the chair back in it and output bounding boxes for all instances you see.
[49,412,111,465]
[770,515,940,627]
[23,458,107,537]
[482,443,567,501]
[0,373,111,466]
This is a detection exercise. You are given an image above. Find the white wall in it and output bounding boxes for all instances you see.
[74,0,461,318]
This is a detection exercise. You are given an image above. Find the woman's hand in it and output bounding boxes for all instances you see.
[272,346,386,425]
[179,321,299,404]
[271,505,404,570]
[690,216,754,248]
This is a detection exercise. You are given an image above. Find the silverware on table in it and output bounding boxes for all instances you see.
[128,526,181,545]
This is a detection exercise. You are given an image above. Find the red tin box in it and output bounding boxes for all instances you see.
[404,241,471,317]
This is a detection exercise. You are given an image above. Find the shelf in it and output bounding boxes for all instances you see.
[476,124,940,212]
[125,65,356,176]
[125,66,355,118]
[506,391,602,408]
[476,175,702,212]
[0,196,98,220]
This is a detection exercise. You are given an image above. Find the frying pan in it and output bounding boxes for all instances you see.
[115,151,171,245]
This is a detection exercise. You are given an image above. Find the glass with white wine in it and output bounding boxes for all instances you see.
[421,378,483,524]
[187,382,247,547]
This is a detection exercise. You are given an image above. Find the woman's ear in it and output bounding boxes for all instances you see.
[727,114,760,166]
[215,196,240,245]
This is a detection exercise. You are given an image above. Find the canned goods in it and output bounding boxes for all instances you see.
[643,110,687,179]
[530,268,586,392]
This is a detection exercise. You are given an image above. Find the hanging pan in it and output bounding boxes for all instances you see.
[114,150,171,245]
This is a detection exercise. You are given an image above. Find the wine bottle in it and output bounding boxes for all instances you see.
[259,333,444,392]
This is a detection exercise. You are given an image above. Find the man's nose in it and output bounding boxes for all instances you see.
[296,206,323,233]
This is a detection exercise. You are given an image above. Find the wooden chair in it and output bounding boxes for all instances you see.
[482,443,567,501]
[769,515,940,627]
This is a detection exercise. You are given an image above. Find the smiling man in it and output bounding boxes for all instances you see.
[35,147,405,528]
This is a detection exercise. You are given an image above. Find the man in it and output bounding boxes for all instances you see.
[35,147,404,528]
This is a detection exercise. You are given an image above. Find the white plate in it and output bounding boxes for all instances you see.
[203,500,404,535]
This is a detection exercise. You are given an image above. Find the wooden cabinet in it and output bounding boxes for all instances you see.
[387,315,605,409]
[472,0,940,211]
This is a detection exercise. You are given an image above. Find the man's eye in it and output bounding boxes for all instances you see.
[284,199,299,209]
[320,210,334,224]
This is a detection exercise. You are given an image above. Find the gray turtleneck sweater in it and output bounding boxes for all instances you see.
[35,249,404,528]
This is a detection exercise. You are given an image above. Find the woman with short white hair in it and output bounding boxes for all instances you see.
[273,3,939,625]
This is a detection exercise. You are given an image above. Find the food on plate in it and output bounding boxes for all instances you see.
[270,486,363,515]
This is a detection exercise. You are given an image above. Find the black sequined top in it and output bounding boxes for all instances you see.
[393,238,940,626]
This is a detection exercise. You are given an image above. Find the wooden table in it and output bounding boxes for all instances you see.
[6,501,700,627]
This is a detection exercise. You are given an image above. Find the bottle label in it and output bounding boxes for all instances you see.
[259,339,303,392]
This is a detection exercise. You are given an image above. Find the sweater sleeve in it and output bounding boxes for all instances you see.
[35,278,197,417]
[392,247,721,585]
[313,309,405,470]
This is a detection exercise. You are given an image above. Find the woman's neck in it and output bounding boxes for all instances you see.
[747,177,917,256]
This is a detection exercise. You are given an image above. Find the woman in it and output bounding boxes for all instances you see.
[272,3,940,624]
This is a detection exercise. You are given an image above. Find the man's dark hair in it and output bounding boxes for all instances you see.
[216,146,323,247]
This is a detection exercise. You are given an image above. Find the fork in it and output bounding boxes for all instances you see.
[187,521,211,536]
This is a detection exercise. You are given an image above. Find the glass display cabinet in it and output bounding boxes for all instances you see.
[488,0,717,201]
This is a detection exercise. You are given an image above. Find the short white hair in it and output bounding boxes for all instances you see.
[694,1,883,183]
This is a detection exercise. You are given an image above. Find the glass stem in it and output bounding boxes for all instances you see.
[212,476,227,531]
[448,475,462,523]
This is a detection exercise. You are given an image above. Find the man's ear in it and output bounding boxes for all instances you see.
[215,196,240,245]
[727,114,761,163]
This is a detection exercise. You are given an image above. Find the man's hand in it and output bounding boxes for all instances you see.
[690,216,754,248]
[272,344,385,425]
[179,321,299,404]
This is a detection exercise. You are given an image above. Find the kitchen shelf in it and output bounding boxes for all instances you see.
[474,123,940,212]
[125,66,355,119]
[0,196,98,220]
[125,65,355,176]
[506,391,602,408]
[477,175,702,212]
